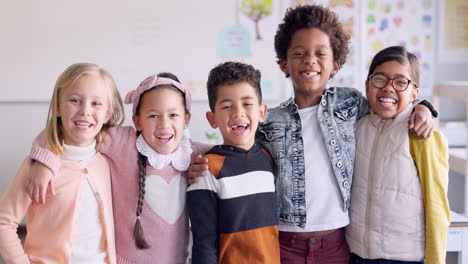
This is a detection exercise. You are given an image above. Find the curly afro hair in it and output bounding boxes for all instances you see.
[274,5,350,74]
[206,61,262,112]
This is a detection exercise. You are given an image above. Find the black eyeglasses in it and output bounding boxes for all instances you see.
[368,74,417,92]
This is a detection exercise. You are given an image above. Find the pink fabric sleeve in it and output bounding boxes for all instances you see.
[190,141,213,158]
[30,126,138,176]
[0,159,33,263]
[30,131,61,177]
[98,126,137,162]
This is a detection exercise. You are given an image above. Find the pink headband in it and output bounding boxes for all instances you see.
[125,75,192,114]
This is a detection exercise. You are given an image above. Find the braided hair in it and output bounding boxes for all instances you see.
[133,151,150,248]
[132,72,181,249]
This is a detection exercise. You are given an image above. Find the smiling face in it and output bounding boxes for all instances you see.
[280,28,339,107]
[206,82,267,150]
[133,87,190,155]
[366,60,420,119]
[58,73,111,147]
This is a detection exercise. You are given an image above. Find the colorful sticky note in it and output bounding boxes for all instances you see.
[397,0,404,10]
[393,17,402,27]
[344,17,354,37]
[379,18,388,31]
[329,0,353,8]
[367,15,376,24]
[380,3,391,13]
[422,15,432,27]
[423,0,432,9]
[372,41,383,52]
[424,35,431,51]
[368,0,376,10]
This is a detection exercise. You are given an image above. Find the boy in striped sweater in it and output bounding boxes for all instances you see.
[187,61,280,264]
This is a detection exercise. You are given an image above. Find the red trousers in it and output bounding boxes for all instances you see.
[279,228,350,264]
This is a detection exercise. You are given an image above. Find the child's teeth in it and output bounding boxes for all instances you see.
[379,98,396,104]
[76,122,90,126]
[303,72,318,76]
[232,124,248,129]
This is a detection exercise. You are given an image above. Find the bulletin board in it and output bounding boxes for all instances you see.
[0,0,284,102]
[362,0,435,98]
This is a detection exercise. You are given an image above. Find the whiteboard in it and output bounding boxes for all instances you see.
[0,0,284,102]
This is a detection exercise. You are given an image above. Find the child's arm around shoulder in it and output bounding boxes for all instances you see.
[30,126,137,174]
[0,158,33,263]
[186,141,213,184]
[186,153,221,264]
[99,125,137,159]
[27,126,136,204]
[190,140,214,158]
[409,131,450,264]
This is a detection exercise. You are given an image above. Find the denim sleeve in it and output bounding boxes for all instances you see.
[353,88,371,120]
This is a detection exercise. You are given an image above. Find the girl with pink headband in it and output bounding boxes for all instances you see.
[27,72,211,263]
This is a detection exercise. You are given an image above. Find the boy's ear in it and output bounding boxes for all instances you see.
[258,104,268,122]
[184,113,191,129]
[132,114,142,132]
[279,59,289,75]
[206,111,218,129]
[331,61,340,76]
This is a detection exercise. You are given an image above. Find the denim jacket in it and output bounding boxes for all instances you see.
[257,87,370,228]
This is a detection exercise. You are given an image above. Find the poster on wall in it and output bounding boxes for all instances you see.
[212,0,283,101]
[362,0,435,98]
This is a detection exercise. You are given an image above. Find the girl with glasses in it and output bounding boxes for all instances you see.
[346,46,450,264]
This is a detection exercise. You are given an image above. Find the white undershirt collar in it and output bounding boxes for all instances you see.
[62,141,96,164]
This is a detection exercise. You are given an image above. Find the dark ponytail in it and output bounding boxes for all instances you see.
[133,151,150,249]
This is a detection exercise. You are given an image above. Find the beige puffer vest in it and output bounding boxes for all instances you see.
[346,105,424,261]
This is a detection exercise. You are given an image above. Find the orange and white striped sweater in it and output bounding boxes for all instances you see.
[187,144,280,264]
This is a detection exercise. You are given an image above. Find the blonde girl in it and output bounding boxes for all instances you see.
[27,72,211,264]
[0,62,124,263]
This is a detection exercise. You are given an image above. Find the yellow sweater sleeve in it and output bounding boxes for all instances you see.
[409,132,451,264]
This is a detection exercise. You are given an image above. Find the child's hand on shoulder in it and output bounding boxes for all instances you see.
[187,155,209,184]
[26,162,55,204]
[409,105,433,139]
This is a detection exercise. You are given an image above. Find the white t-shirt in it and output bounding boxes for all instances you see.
[62,142,107,264]
[279,105,349,232]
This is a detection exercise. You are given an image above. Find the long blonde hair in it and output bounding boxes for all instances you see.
[45,63,124,155]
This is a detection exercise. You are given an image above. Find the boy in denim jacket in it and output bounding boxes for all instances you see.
[254,5,435,263]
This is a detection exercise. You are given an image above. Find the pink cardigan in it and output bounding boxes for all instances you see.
[0,153,116,264]
[30,126,211,264]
